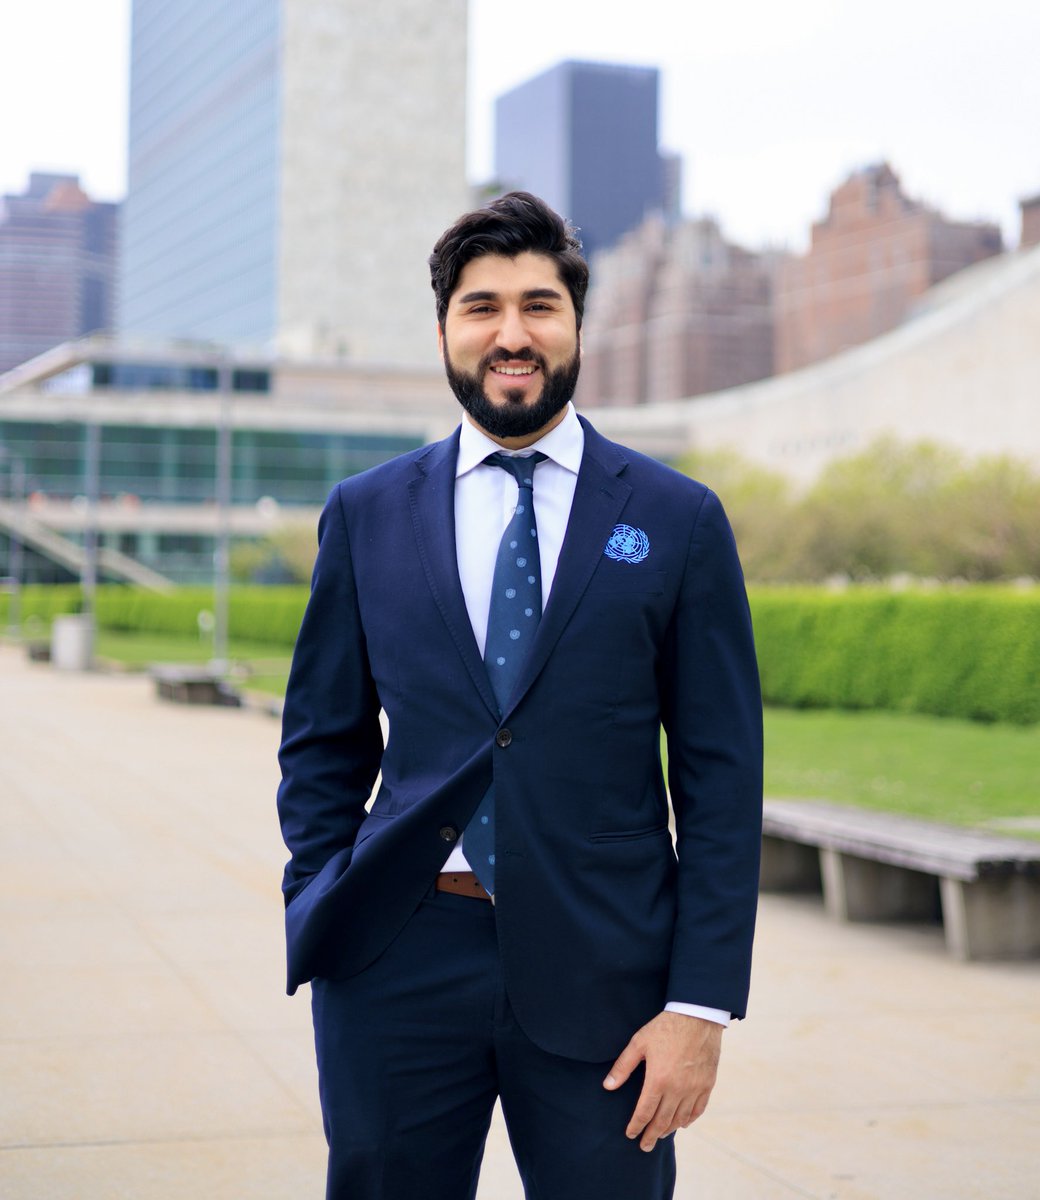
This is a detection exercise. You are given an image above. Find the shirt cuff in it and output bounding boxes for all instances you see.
[664,1002,731,1027]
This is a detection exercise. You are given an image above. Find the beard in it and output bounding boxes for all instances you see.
[442,343,581,440]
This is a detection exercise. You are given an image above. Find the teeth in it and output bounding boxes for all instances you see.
[493,366,536,375]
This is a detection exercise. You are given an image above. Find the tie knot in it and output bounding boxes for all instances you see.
[485,451,547,488]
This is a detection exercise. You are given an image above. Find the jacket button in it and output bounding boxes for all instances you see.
[495,728,512,748]
[439,825,458,843]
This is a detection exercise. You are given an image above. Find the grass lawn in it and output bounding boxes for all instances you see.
[764,706,1039,831]
[94,630,291,696]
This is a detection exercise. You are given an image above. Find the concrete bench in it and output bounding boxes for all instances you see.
[760,799,1040,961]
[151,664,242,707]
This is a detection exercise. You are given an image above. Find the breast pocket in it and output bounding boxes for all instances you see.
[585,568,666,596]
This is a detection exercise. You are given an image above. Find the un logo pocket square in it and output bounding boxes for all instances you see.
[604,524,650,563]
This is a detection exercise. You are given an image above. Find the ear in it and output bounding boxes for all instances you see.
[436,323,445,363]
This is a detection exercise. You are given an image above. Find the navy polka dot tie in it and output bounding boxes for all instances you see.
[464,450,548,895]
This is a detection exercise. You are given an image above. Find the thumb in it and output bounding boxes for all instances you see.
[603,1036,645,1090]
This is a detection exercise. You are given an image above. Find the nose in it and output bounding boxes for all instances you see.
[495,305,532,353]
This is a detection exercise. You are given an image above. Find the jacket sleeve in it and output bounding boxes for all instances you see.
[660,487,763,1020]
[277,484,384,908]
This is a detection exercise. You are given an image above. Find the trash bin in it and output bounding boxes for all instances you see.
[51,614,94,671]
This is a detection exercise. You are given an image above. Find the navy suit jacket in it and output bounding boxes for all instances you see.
[277,416,763,1062]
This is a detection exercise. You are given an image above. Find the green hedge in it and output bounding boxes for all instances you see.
[0,585,82,629]
[749,586,1040,725]
[91,585,307,644]
[4,583,1037,725]
[229,587,308,646]
[1,585,308,648]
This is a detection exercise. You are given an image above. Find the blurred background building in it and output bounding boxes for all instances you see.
[120,0,469,366]
[593,226,1040,484]
[775,163,1003,373]
[1020,193,1040,249]
[494,61,679,259]
[1,0,472,587]
[577,215,776,407]
[575,162,1010,410]
[0,339,450,584]
[0,174,119,375]
[2,26,1038,589]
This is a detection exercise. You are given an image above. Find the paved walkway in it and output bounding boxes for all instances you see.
[1,644,1037,1199]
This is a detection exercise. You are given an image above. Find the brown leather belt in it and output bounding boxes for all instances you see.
[436,871,493,902]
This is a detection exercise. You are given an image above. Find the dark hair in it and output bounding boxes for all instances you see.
[429,191,589,330]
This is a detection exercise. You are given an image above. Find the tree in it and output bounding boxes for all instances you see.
[675,449,799,581]
[230,520,317,584]
[676,438,1040,583]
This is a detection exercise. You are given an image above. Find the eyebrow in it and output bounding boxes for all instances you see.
[456,287,565,305]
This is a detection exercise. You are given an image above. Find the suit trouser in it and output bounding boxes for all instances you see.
[310,884,676,1200]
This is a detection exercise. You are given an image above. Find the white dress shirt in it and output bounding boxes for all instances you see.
[441,403,729,1027]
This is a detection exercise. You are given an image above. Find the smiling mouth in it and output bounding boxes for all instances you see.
[490,364,538,377]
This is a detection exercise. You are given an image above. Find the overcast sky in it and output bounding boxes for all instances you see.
[1,0,1036,250]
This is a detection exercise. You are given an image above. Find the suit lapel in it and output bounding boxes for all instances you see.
[504,419,631,715]
[407,430,500,719]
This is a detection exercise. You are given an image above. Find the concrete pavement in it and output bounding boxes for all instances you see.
[1,644,1037,1198]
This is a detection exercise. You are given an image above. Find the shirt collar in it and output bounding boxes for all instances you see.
[456,402,584,478]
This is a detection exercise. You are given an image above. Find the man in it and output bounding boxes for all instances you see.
[277,192,762,1200]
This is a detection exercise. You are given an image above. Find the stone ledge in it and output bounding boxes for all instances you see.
[150,664,242,707]
[761,798,1040,960]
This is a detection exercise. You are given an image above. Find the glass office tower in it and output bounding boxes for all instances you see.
[495,61,671,260]
[120,0,281,343]
[119,0,469,365]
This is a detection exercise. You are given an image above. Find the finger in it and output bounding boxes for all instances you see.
[675,1100,698,1129]
[639,1097,681,1152]
[603,1039,645,1090]
[625,1084,663,1140]
[677,1089,712,1129]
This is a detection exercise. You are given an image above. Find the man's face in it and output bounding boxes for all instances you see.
[438,251,581,445]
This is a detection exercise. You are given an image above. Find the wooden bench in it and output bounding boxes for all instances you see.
[151,664,242,708]
[760,799,1040,961]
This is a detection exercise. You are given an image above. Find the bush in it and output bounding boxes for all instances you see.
[677,439,1040,582]
[93,587,212,636]
[673,448,798,582]
[229,587,308,646]
[750,586,1040,725]
[0,585,82,629]
[91,586,308,647]
[1,585,309,649]
[230,520,318,585]
[8,580,1036,727]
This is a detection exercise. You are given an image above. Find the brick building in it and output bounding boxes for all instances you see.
[577,215,776,407]
[775,163,1002,374]
[0,174,119,375]
[1020,193,1040,250]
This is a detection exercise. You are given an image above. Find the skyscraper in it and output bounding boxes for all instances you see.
[0,174,118,374]
[494,61,674,260]
[120,0,468,366]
